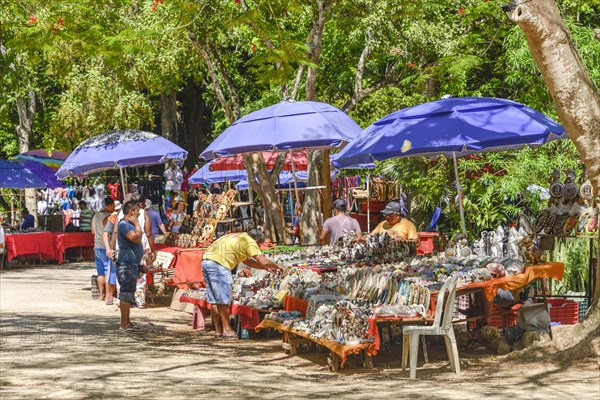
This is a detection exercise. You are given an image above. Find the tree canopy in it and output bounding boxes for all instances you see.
[1,0,599,237]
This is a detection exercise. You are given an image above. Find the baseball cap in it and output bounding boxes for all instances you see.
[381,201,402,215]
[332,199,347,210]
[113,201,122,211]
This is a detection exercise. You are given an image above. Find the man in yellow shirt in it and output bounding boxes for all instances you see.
[369,200,418,241]
[202,229,281,338]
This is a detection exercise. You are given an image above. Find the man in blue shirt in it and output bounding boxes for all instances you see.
[116,200,144,331]
[145,199,166,236]
[19,208,35,230]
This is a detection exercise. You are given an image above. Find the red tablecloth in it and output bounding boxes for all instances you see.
[179,297,261,330]
[54,232,94,264]
[5,232,56,261]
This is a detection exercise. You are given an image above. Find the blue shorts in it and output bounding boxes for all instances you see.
[104,259,117,286]
[202,259,233,305]
[95,249,109,276]
[116,263,139,305]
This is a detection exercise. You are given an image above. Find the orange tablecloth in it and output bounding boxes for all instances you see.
[256,319,375,368]
[5,232,56,261]
[54,232,94,264]
[162,247,205,289]
[459,262,565,301]
[368,316,432,350]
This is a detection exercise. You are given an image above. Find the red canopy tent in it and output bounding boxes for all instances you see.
[208,150,309,171]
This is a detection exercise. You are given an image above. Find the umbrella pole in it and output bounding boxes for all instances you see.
[288,150,301,210]
[452,152,467,236]
[367,174,370,232]
[119,167,127,198]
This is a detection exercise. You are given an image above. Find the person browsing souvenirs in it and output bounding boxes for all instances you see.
[320,199,362,245]
[366,199,418,241]
[202,229,282,338]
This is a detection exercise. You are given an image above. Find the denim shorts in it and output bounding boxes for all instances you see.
[95,249,109,276]
[104,259,117,286]
[116,263,139,305]
[202,259,233,305]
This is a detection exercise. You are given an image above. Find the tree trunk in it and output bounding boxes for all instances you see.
[302,0,332,237]
[180,80,209,169]
[244,153,290,244]
[15,91,37,224]
[506,0,600,356]
[508,0,600,308]
[301,149,322,245]
[160,91,178,142]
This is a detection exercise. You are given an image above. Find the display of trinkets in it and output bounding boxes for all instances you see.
[291,300,372,345]
[180,288,207,301]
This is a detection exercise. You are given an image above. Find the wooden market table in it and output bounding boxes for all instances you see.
[256,319,376,371]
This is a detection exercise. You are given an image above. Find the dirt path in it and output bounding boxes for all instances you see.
[1,264,598,399]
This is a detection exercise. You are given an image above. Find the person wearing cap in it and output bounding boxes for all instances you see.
[368,200,418,241]
[18,208,35,230]
[145,199,167,236]
[91,198,116,301]
[202,229,282,338]
[320,199,362,245]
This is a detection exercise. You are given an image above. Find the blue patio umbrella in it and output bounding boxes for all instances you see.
[56,129,188,179]
[332,97,566,234]
[19,160,63,189]
[201,101,361,160]
[0,160,47,189]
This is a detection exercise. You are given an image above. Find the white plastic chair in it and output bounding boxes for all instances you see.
[402,275,460,379]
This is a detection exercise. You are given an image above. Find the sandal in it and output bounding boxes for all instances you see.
[119,325,140,332]
[222,333,238,340]
[106,300,114,305]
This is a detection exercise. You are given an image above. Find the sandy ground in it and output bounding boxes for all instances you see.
[0,263,599,400]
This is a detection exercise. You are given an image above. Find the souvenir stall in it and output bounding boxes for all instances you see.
[1,159,94,264]
[244,230,565,371]
[160,219,563,369]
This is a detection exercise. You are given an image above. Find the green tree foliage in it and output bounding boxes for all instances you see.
[0,0,598,238]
